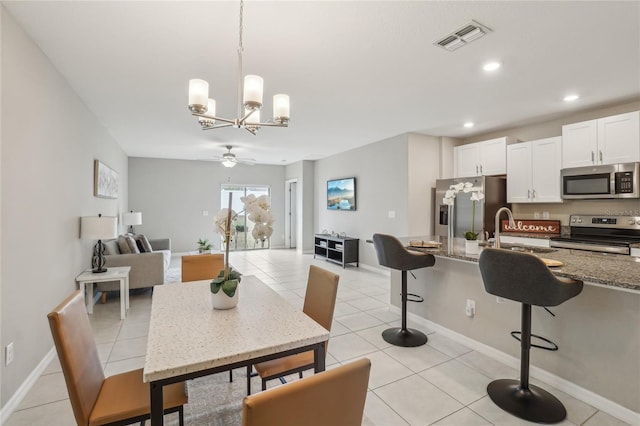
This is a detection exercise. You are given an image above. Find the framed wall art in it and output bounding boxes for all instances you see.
[94,160,119,199]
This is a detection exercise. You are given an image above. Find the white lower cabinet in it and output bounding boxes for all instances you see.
[507,137,562,203]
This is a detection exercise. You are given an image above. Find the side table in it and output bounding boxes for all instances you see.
[75,266,131,319]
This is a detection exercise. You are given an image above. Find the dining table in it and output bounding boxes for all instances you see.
[143,275,330,426]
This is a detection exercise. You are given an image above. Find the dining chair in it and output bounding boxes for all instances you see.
[181,253,225,282]
[250,264,339,392]
[47,290,188,426]
[242,358,371,426]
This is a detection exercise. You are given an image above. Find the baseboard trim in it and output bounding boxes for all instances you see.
[1,347,56,424]
[397,308,640,425]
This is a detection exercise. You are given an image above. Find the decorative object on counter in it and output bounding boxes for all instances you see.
[241,194,274,247]
[196,238,213,253]
[442,182,485,242]
[501,219,561,235]
[372,233,435,347]
[408,240,442,249]
[465,239,479,254]
[80,214,118,273]
[212,193,242,309]
[478,248,583,424]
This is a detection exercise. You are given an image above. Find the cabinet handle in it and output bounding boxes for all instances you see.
[532,189,536,199]
[599,150,603,163]
[475,165,479,175]
[527,189,531,199]
[591,151,595,163]
[480,165,483,174]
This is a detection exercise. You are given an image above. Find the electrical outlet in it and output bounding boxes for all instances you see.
[465,299,475,317]
[6,342,14,366]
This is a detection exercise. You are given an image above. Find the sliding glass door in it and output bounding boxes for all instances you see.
[220,184,271,251]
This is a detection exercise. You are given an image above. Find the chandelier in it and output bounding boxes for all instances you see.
[187,0,290,135]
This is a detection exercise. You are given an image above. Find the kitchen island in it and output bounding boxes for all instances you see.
[387,236,639,422]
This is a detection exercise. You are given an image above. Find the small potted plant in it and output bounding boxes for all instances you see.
[443,182,485,254]
[196,238,212,254]
[211,194,241,309]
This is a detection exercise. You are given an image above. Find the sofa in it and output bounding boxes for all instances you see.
[97,236,171,293]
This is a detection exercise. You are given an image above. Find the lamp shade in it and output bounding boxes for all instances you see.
[122,211,142,226]
[80,216,118,240]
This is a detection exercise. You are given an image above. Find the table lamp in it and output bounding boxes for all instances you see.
[122,211,142,234]
[81,214,118,273]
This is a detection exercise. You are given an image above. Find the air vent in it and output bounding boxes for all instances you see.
[435,20,492,51]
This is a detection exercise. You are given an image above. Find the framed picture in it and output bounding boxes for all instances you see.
[327,177,356,211]
[94,160,119,199]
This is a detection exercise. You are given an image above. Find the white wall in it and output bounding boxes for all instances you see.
[128,158,286,253]
[285,160,315,253]
[407,134,441,236]
[1,7,128,408]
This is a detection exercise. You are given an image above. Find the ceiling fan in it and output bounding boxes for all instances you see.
[211,145,256,168]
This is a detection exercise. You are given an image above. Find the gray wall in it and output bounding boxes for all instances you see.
[1,7,128,407]
[128,158,286,253]
[314,134,410,267]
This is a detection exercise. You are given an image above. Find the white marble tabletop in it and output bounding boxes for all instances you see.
[143,275,330,383]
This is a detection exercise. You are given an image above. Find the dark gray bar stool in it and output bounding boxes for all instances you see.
[372,234,435,347]
[478,248,583,424]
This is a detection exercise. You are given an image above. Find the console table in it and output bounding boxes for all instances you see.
[75,266,131,319]
[314,234,359,268]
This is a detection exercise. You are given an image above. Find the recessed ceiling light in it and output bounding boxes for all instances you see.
[483,61,501,72]
[564,94,579,102]
[464,122,474,128]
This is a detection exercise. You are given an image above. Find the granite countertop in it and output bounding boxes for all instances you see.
[403,236,640,292]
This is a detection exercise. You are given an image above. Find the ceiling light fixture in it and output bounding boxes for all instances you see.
[563,94,579,102]
[483,61,501,72]
[187,0,290,135]
[464,122,475,128]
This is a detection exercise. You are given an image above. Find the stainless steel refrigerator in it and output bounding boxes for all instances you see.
[434,176,509,239]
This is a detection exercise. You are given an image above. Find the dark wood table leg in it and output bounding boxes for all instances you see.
[313,343,326,373]
[150,381,163,426]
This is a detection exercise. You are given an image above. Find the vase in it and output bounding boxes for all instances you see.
[211,286,239,310]
[465,239,479,255]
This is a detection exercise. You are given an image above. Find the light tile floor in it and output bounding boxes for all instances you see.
[6,249,632,426]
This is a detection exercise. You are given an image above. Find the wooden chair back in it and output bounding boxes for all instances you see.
[242,358,371,426]
[181,253,225,282]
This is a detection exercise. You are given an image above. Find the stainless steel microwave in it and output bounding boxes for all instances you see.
[561,162,639,199]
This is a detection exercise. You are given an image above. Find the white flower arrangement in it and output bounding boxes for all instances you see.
[241,194,274,244]
[442,182,485,240]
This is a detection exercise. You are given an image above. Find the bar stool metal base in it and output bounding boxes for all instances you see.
[382,327,427,347]
[487,379,567,424]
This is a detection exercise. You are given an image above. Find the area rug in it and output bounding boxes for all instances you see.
[164,370,245,426]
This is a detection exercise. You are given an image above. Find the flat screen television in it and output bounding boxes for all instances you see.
[327,177,356,211]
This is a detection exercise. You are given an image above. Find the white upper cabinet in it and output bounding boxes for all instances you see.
[454,137,514,177]
[507,137,562,203]
[562,111,639,168]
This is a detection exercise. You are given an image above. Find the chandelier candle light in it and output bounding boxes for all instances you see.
[188,0,290,135]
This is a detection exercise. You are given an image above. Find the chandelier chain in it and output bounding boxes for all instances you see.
[238,0,244,54]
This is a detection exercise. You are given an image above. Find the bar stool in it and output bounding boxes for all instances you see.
[372,234,435,347]
[478,248,583,424]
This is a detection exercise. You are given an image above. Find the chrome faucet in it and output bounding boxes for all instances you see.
[494,206,515,249]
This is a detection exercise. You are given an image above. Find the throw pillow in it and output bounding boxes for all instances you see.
[135,239,146,253]
[117,235,131,254]
[136,234,154,253]
[124,235,140,254]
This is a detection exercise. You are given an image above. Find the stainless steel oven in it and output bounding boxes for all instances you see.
[561,162,639,199]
